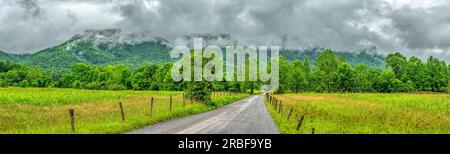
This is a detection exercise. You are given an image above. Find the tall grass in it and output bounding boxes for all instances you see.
[266,93,450,134]
[0,88,249,134]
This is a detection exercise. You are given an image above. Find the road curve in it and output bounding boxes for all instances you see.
[127,95,279,134]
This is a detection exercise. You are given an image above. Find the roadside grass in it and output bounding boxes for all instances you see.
[265,93,450,134]
[0,87,249,134]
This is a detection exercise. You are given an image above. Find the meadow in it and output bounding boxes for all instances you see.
[266,93,450,134]
[0,88,248,134]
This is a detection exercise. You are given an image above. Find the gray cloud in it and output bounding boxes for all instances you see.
[0,0,450,62]
[0,0,119,53]
[391,3,450,48]
[17,0,43,17]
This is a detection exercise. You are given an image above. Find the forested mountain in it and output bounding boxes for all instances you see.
[0,50,13,61]
[280,48,385,69]
[1,29,386,70]
[19,29,172,70]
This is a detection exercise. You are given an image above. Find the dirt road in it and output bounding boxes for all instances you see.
[128,95,279,134]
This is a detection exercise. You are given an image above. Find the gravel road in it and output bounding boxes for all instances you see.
[127,95,279,134]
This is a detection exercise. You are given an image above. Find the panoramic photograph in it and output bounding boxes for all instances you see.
[0,0,449,152]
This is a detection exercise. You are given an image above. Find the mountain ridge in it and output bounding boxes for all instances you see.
[0,29,386,70]
[0,50,14,61]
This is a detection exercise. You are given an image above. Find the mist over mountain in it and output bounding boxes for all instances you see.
[16,29,173,70]
[0,29,386,70]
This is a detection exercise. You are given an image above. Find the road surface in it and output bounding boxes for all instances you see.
[128,95,279,134]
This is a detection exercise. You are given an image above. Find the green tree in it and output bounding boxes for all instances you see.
[333,62,356,92]
[316,49,340,92]
[426,56,448,92]
[131,64,159,90]
[228,81,242,92]
[104,65,132,90]
[152,63,171,90]
[386,52,407,80]
[289,60,307,93]
[373,70,403,93]
[302,57,313,91]
[404,56,427,91]
[354,64,379,92]
[159,63,184,91]
[311,70,326,92]
[187,81,213,103]
[275,57,292,94]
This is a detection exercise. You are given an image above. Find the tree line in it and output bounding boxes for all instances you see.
[0,50,449,95]
[278,50,450,93]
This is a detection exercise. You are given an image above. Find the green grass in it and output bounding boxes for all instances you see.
[266,93,450,134]
[0,88,249,134]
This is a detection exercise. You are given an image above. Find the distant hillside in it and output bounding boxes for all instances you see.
[0,50,14,61]
[281,48,385,69]
[2,29,386,70]
[20,30,172,70]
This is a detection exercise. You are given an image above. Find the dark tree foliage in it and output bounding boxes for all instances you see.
[315,49,340,92]
[0,61,52,88]
[332,62,356,92]
[275,51,449,93]
[289,60,307,93]
[0,50,448,95]
[386,52,408,79]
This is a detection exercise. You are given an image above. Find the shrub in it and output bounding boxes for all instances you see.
[186,81,212,103]
[72,80,82,89]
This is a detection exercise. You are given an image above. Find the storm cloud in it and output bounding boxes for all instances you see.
[0,0,449,62]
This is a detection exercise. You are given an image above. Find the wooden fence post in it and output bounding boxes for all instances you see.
[69,109,75,133]
[170,96,172,111]
[296,115,305,132]
[119,102,125,122]
[150,97,154,116]
[275,100,278,110]
[183,93,185,107]
[287,108,293,121]
[278,102,283,114]
[311,128,315,134]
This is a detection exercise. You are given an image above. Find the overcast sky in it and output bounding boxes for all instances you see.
[1,0,449,62]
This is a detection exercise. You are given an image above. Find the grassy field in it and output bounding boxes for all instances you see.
[0,88,248,134]
[266,93,450,134]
